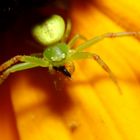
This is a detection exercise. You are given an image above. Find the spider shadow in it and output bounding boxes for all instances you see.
[71,70,140,94]
[29,68,74,115]
[8,68,75,117]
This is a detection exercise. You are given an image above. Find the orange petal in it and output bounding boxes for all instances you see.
[1,0,140,140]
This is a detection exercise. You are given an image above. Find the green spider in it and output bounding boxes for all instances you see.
[0,14,139,94]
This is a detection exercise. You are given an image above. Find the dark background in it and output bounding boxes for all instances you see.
[0,0,54,32]
[0,0,71,61]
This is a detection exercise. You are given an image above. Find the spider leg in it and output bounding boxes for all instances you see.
[61,18,72,42]
[0,55,49,84]
[0,55,22,72]
[70,52,122,94]
[67,34,87,48]
[92,53,121,93]
[76,32,140,51]
[0,62,38,84]
[0,55,49,72]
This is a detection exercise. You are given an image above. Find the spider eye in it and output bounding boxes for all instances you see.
[32,14,65,45]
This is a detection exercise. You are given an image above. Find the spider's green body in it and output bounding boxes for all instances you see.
[43,43,69,66]
[0,14,139,94]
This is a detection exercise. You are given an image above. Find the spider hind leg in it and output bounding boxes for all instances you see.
[70,51,122,94]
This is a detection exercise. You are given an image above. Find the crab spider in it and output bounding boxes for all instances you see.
[0,15,139,94]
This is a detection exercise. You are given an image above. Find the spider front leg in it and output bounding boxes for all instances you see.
[0,55,49,84]
[67,34,87,48]
[0,55,22,72]
[76,32,140,51]
[0,62,39,84]
[70,52,122,94]
[61,18,72,42]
